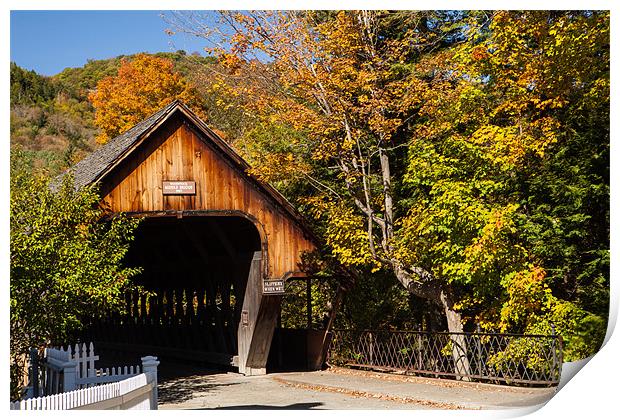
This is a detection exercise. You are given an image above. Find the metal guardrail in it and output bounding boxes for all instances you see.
[328,329,562,386]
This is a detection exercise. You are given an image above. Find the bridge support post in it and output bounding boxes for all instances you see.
[237,251,281,375]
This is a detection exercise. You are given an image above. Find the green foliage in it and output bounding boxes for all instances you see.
[8,148,66,176]
[488,300,606,377]
[280,280,336,329]
[54,52,215,101]
[525,302,607,362]
[10,103,97,176]
[10,62,100,176]
[391,11,609,358]
[335,269,432,331]
[10,152,142,398]
[55,57,125,98]
[487,337,556,381]
[10,62,59,106]
[514,96,610,319]
[153,51,216,75]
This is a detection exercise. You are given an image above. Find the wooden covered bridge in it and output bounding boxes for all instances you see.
[67,100,327,375]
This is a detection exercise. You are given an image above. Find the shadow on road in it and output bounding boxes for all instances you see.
[196,402,325,410]
[158,361,238,405]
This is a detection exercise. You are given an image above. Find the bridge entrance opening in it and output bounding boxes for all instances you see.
[85,215,262,368]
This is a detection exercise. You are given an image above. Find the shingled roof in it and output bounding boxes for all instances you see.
[65,101,178,190]
[60,100,317,240]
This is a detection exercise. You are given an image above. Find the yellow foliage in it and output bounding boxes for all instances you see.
[463,204,521,271]
[325,204,379,269]
[418,10,608,172]
[246,152,311,185]
[499,266,553,331]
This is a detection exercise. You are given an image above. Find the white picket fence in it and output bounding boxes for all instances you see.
[12,342,159,410]
[41,342,147,394]
[10,371,156,410]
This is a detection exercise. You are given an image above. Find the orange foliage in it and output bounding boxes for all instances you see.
[89,54,205,144]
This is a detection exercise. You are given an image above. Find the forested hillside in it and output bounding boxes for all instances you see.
[10,51,215,174]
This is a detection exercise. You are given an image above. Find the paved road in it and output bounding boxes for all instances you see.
[159,371,427,409]
[157,363,556,410]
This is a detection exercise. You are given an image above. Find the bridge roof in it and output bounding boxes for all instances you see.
[63,100,317,242]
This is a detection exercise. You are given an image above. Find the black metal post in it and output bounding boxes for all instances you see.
[550,323,558,381]
[306,277,312,329]
[29,348,39,398]
[476,323,483,377]
[417,333,423,371]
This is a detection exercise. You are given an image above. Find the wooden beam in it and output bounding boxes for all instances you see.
[238,251,281,376]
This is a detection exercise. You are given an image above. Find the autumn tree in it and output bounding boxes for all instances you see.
[168,11,476,373]
[89,53,204,143]
[168,10,609,363]
[393,10,609,358]
[477,11,608,355]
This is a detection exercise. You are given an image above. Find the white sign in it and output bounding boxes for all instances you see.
[162,181,196,195]
[263,279,285,295]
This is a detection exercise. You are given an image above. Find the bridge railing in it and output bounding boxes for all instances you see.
[328,329,562,386]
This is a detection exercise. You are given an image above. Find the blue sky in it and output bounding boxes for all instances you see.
[10,10,213,76]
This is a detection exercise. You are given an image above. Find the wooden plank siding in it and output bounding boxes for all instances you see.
[100,114,315,281]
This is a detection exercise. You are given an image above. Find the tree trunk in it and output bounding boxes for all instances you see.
[393,263,471,380]
[319,286,346,368]
[439,290,472,381]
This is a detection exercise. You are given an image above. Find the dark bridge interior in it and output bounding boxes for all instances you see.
[83,214,323,375]
[84,215,261,367]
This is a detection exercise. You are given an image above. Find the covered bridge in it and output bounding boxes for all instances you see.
[67,100,323,375]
